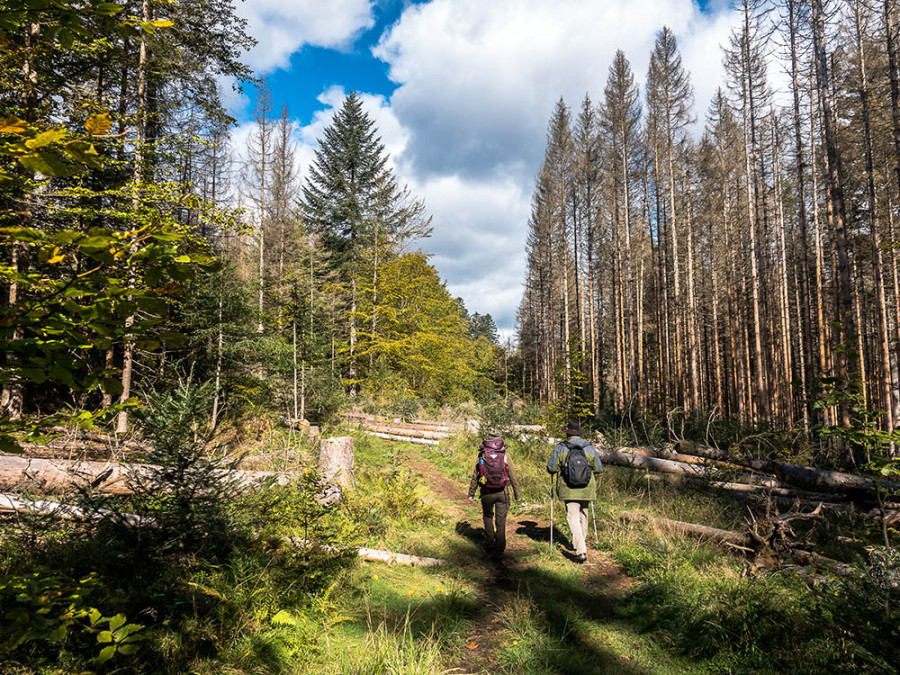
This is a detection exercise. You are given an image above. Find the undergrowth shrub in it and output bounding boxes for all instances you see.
[0,380,363,673]
[350,468,439,536]
[0,572,143,671]
[618,537,900,673]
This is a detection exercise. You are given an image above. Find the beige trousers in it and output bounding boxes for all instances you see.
[565,500,590,556]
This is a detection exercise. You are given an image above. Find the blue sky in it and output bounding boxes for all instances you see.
[229,0,740,339]
[257,1,407,127]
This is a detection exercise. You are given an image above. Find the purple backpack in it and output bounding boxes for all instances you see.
[477,438,509,489]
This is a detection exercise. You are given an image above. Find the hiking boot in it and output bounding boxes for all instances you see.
[576,553,586,563]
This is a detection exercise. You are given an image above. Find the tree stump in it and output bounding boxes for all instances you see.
[317,437,354,508]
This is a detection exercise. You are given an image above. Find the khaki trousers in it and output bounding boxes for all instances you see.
[565,500,590,556]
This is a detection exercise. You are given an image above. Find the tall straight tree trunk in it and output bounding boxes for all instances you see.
[884,0,900,203]
[810,75,831,424]
[116,0,150,434]
[788,0,814,425]
[740,82,766,423]
[857,0,895,432]
[211,295,224,429]
[682,158,701,414]
[813,0,857,409]
[292,320,298,421]
[773,125,794,427]
[621,127,636,403]
[665,107,684,410]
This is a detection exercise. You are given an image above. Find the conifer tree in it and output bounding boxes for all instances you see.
[301,92,429,394]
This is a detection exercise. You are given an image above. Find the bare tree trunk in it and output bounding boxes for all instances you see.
[292,320,298,421]
[810,64,833,425]
[788,0,814,426]
[813,0,857,408]
[116,0,150,435]
[211,295,224,429]
[856,0,895,432]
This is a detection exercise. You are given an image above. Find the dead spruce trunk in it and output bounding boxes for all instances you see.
[0,454,302,495]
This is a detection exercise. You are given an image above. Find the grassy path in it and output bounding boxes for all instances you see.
[326,436,707,674]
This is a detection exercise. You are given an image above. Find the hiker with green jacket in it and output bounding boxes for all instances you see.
[546,420,602,563]
[468,431,520,560]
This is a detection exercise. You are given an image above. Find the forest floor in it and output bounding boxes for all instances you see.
[5,426,894,673]
[322,438,707,674]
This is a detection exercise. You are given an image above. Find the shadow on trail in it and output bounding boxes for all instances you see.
[516,518,573,551]
[454,519,485,548]
[364,532,650,675]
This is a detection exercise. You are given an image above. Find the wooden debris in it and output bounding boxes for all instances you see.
[288,537,445,567]
[0,454,304,495]
[0,492,148,527]
[617,510,751,547]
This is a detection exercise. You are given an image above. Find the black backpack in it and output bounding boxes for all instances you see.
[563,442,592,488]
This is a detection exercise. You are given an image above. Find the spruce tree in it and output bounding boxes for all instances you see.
[301,92,429,394]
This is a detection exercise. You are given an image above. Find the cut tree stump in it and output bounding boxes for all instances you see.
[318,437,355,488]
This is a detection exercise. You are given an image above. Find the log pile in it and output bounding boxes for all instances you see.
[16,426,149,460]
[344,412,548,446]
[343,413,458,446]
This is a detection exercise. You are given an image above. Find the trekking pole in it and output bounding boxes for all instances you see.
[549,474,554,554]
[590,501,599,545]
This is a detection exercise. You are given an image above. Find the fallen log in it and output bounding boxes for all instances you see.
[789,548,857,578]
[287,537,445,567]
[671,441,900,496]
[598,448,781,490]
[603,447,900,505]
[598,447,711,479]
[356,547,445,567]
[633,471,900,521]
[632,469,846,503]
[364,431,441,446]
[0,493,148,527]
[344,413,463,433]
[617,510,751,547]
[0,497,444,566]
[351,423,450,441]
[0,454,304,495]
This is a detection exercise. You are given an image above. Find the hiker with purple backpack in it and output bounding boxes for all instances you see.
[546,420,602,563]
[467,430,520,560]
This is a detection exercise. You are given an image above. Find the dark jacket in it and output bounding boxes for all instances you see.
[468,438,520,500]
[546,436,602,501]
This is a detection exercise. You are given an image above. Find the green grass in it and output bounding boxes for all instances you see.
[2,423,898,673]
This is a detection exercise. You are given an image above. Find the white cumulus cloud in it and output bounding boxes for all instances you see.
[232,0,744,334]
[236,0,375,73]
[365,0,741,331]
[374,0,741,182]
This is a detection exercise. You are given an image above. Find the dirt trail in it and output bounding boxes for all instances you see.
[404,450,634,674]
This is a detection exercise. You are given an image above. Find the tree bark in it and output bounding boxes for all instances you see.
[318,436,355,489]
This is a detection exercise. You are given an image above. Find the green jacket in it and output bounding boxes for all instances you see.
[546,437,602,501]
